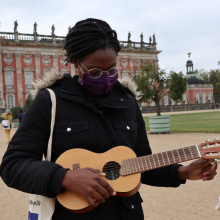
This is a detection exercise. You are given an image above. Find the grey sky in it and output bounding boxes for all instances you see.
[1,0,220,74]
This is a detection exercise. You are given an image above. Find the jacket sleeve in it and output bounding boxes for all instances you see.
[0,90,68,198]
[134,102,186,187]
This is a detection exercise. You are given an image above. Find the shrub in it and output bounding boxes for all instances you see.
[10,106,22,120]
[24,94,33,111]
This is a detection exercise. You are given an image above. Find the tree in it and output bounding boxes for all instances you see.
[169,72,187,103]
[10,106,21,120]
[24,94,33,111]
[200,69,220,103]
[134,64,187,116]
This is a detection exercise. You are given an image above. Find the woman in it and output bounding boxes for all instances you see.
[0,18,217,220]
[1,110,12,142]
[17,108,24,125]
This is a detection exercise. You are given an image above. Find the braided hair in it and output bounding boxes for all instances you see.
[64,18,121,63]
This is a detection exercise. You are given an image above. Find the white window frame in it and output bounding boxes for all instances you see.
[122,69,129,78]
[5,72,13,86]
[150,100,155,106]
[196,92,200,103]
[4,67,15,89]
[7,94,14,109]
[25,72,33,87]
[164,95,168,105]
[208,92,211,102]
[183,93,186,104]
[202,92,206,103]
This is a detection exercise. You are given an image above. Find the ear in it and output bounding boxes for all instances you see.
[72,59,78,68]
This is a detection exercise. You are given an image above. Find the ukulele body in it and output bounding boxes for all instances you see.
[56,146,141,213]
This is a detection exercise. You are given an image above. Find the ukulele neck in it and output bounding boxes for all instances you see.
[120,145,200,176]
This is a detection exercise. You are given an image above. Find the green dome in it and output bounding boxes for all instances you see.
[184,74,205,85]
[186,60,193,65]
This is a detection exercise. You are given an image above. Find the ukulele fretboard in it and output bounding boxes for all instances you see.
[120,145,200,176]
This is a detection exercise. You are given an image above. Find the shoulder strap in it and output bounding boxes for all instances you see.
[46,88,56,162]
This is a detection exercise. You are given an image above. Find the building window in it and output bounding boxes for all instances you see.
[5,72,13,88]
[135,60,140,67]
[202,92,206,103]
[150,100,155,106]
[170,98,175,105]
[183,93,186,104]
[7,95,14,109]
[25,72,33,88]
[196,92,199,104]
[164,95,168,105]
[135,70,140,79]
[208,92,211,103]
[122,70,129,78]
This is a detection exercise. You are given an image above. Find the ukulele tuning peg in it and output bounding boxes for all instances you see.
[211,159,220,165]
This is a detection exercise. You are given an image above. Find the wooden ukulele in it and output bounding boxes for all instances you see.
[56,139,220,213]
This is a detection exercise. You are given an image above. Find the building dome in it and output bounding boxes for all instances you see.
[186,60,193,64]
[184,74,205,85]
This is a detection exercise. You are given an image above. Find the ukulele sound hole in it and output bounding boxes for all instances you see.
[103,161,121,180]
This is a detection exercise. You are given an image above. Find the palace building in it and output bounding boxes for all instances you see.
[160,54,214,106]
[183,55,213,104]
[0,22,213,112]
[0,21,160,110]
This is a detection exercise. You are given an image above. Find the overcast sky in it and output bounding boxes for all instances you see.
[1,0,219,74]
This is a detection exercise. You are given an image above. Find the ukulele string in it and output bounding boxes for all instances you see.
[81,146,201,175]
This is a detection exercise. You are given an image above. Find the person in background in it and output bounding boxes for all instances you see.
[17,109,24,125]
[1,110,12,142]
[0,18,217,220]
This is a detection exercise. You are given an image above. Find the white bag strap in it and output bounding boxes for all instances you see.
[46,88,56,162]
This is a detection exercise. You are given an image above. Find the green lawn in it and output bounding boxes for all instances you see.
[143,111,220,133]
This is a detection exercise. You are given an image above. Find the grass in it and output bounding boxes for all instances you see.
[143,111,220,133]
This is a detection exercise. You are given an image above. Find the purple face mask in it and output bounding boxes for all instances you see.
[79,74,118,96]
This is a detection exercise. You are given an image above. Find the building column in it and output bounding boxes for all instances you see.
[129,59,133,77]
[53,55,59,70]
[0,51,5,109]
[15,53,23,106]
[71,63,75,76]
[34,54,41,78]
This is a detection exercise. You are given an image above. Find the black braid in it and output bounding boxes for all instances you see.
[64,18,121,63]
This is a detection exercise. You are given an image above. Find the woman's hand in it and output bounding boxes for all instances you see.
[178,159,217,181]
[61,168,116,206]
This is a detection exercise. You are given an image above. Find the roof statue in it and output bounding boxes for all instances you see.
[128,31,131,42]
[34,22,37,34]
[52,24,55,36]
[14,20,18,32]
[149,36,152,44]
[140,33,143,42]
[153,34,156,43]
[187,52,191,58]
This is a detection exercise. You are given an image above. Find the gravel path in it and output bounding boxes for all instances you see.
[0,127,219,220]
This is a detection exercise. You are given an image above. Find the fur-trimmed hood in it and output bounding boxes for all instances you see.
[31,69,141,100]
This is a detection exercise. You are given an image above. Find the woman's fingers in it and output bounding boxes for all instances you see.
[86,167,116,196]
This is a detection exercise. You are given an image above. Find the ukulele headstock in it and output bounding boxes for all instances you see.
[198,138,220,160]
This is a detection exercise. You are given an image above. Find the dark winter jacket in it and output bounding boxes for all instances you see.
[0,71,184,220]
